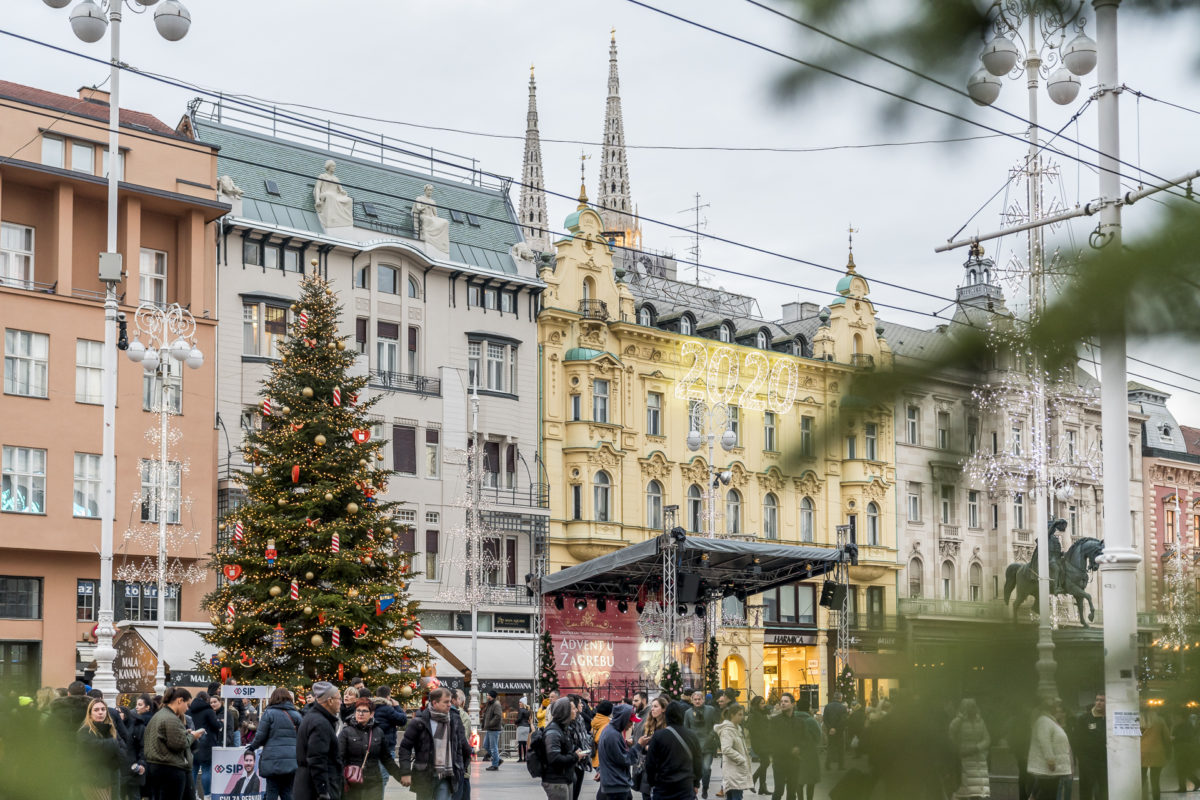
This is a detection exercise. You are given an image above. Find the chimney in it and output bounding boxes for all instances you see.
[781,301,820,322]
[78,87,111,105]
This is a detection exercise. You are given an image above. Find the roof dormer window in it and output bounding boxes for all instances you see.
[756,330,769,349]
[719,323,732,343]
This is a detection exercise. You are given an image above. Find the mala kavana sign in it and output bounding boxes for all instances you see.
[113,629,158,694]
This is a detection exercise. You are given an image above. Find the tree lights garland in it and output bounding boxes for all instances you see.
[537,631,559,702]
[201,273,429,692]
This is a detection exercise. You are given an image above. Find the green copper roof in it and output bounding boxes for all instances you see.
[564,347,619,362]
[195,120,521,274]
[836,274,853,294]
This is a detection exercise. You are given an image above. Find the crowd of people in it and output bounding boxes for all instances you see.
[9,675,1200,800]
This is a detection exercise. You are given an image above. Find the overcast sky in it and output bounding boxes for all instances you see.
[5,0,1199,423]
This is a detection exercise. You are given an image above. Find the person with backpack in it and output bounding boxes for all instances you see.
[538,697,590,800]
[645,701,703,800]
[684,690,719,799]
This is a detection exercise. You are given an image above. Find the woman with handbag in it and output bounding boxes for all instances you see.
[337,699,403,800]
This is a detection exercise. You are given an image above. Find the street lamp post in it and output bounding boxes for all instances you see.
[123,302,203,692]
[967,0,1097,700]
[43,0,192,699]
[686,401,735,649]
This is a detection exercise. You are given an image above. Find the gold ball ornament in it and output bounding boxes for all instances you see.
[303,605,313,615]
[348,587,359,598]
[314,434,327,446]
[301,387,314,398]
[269,585,282,597]
[402,628,415,641]
[364,557,373,566]
[346,502,359,514]
[277,498,288,507]
[337,341,346,351]
[324,492,334,501]
[305,572,314,581]
[218,522,226,531]
[376,452,385,461]
[359,459,369,467]
[325,288,333,296]
[218,650,229,661]
[361,665,370,674]
[311,258,319,268]
[253,466,264,476]
[399,685,413,699]
[225,623,235,632]
[311,634,324,646]
[327,341,336,350]
[384,527,393,535]
[281,406,291,416]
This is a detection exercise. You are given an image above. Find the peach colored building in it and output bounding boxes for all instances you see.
[0,81,226,690]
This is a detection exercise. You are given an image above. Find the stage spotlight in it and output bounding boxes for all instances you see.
[617,599,629,614]
[597,598,607,613]
[695,603,706,618]
[574,597,588,611]
[554,594,564,610]
[677,604,688,616]
[670,526,687,544]
[635,600,645,614]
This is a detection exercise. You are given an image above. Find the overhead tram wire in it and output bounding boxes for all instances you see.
[622,0,1174,190]
[0,25,1174,306]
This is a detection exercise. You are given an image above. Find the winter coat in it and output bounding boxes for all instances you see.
[1072,710,1106,766]
[590,712,611,768]
[295,701,343,800]
[516,707,532,730]
[542,699,581,785]
[337,718,403,800]
[1142,714,1171,768]
[482,698,503,732]
[1027,713,1071,777]
[187,696,222,763]
[772,709,822,785]
[76,723,130,790]
[645,703,702,799]
[949,713,991,797]
[598,704,642,796]
[246,702,302,778]
[537,699,552,729]
[571,714,592,773]
[715,720,754,791]
[746,705,771,755]
[370,699,407,758]
[396,708,471,796]
[143,707,193,771]
[822,700,848,734]
[46,695,92,752]
[683,703,719,754]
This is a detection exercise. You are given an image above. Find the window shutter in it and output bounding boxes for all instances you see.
[392,425,416,474]
[356,318,367,345]
[408,326,418,352]
[426,429,439,445]
[425,530,439,553]
[378,321,399,340]
[397,528,416,553]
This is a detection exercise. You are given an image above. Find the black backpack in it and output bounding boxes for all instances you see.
[526,726,548,779]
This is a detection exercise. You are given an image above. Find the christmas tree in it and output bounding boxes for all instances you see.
[203,273,428,693]
[660,661,684,700]
[537,631,559,702]
[835,665,856,705]
[703,637,720,698]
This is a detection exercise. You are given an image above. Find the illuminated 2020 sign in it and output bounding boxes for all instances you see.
[674,342,798,414]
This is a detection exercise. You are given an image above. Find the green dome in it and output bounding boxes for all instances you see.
[564,210,583,231]
[836,274,854,294]
[564,347,605,362]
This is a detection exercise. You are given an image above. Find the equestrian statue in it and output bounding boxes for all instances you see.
[1003,518,1105,627]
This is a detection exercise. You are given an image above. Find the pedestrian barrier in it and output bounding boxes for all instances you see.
[500,723,518,757]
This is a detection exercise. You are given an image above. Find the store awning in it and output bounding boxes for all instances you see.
[418,633,536,682]
[540,534,845,601]
[848,651,908,678]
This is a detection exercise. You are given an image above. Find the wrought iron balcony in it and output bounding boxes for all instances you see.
[578,299,610,321]
[369,369,442,396]
[480,483,550,509]
[850,353,875,369]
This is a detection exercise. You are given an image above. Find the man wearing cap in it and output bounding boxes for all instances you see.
[482,690,505,771]
[295,681,344,800]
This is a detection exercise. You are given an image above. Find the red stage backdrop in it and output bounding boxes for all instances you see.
[545,598,646,689]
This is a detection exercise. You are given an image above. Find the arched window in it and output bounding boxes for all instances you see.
[637,306,653,326]
[725,489,742,535]
[853,333,863,354]
[969,562,983,601]
[719,323,732,343]
[646,480,663,530]
[407,275,421,299]
[680,315,694,336]
[794,336,807,357]
[908,558,923,598]
[763,493,778,540]
[1013,493,1026,529]
[756,330,769,349]
[582,277,595,302]
[800,497,814,542]
[941,560,955,600]
[687,484,703,533]
[866,502,880,546]
[593,471,611,522]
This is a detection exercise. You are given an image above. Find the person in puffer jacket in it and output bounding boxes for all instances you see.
[714,705,754,800]
[597,703,643,800]
[245,688,303,800]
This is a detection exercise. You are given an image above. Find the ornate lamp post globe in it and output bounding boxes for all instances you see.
[43,0,73,8]
[720,428,737,451]
[168,336,191,361]
[69,0,108,42]
[687,430,702,452]
[1047,67,1082,105]
[981,35,1019,76]
[186,346,204,370]
[153,0,191,41]
[968,68,1003,106]
[140,347,159,373]
[1062,32,1097,75]
[125,339,146,362]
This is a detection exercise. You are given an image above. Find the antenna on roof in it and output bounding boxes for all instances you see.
[674,193,710,285]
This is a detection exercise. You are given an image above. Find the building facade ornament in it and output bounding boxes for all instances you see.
[639,451,673,481]
[793,470,824,497]
[313,159,353,229]
[939,540,961,558]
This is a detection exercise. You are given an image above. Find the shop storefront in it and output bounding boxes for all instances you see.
[762,631,821,711]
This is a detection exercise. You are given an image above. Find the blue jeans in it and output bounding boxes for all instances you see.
[264,772,294,800]
[484,730,502,767]
[193,759,212,796]
[726,792,744,800]
[699,752,713,793]
[451,775,471,800]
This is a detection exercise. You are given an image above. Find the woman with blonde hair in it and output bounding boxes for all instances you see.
[634,696,670,796]
[77,697,136,800]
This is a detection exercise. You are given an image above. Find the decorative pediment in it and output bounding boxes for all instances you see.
[727,462,750,490]
[682,457,710,486]
[587,443,623,468]
[793,470,823,497]
[756,467,786,494]
[939,540,961,558]
[639,451,673,481]
[861,476,890,502]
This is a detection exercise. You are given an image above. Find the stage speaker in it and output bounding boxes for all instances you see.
[819,580,848,608]
[679,573,702,604]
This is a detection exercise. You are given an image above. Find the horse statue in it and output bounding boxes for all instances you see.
[1003,520,1105,627]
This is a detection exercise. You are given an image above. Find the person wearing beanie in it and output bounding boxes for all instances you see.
[481,690,504,771]
[591,701,613,771]
[296,681,344,800]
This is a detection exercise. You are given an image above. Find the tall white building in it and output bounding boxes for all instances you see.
[193,100,548,699]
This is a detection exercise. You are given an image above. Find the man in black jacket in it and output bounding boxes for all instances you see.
[482,690,504,770]
[372,685,408,788]
[543,697,589,800]
[645,701,702,800]
[397,687,471,800]
[295,681,343,800]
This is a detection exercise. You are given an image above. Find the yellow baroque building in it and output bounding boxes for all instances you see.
[538,200,902,705]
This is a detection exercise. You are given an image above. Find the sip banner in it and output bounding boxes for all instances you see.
[212,747,265,800]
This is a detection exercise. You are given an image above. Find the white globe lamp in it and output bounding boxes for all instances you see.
[1062,33,1097,76]
[1046,67,1082,105]
[126,339,146,363]
[967,68,1002,106]
[141,348,160,373]
[185,346,204,370]
[169,337,191,361]
[43,0,73,8]
[980,36,1019,77]
[153,0,191,41]
[686,430,702,452]
[70,0,109,43]
[720,428,737,451]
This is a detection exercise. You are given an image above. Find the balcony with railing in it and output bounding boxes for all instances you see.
[480,482,550,509]
[850,353,875,369]
[369,369,441,397]
[899,598,1010,621]
[1013,528,1033,543]
[578,299,610,321]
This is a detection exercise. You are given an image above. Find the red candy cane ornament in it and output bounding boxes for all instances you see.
[331,628,340,648]
[234,520,244,543]
[298,310,309,330]
[332,386,341,407]
[331,533,340,553]
[290,580,299,600]
[262,398,272,416]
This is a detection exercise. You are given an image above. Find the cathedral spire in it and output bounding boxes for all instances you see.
[518,64,549,252]
[597,31,637,243]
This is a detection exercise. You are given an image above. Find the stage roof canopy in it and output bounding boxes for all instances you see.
[539,534,846,602]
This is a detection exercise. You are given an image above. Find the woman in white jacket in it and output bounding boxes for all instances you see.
[715,704,754,800]
[1026,697,1071,799]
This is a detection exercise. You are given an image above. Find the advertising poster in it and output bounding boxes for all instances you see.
[212,747,265,800]
[545,597,649,690]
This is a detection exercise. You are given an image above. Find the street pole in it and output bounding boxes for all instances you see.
[93,4,124,700]
[470,384,481,721]
[1092,1,1140,795]
[154,315,169,694]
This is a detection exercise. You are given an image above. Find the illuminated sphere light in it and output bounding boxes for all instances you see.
[269,585,282,597]
[403,628,415,641]
[348,587,359,598]
[574,597,588,611]
[305,572,314,580]
[324,492,334,501]
[302,387,314,398]
[346,502,360,514]
[311,634,324,646]
[314,434,327,446]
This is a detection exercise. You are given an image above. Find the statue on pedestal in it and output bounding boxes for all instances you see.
[313,160,353,229]
[412,184,450,254]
